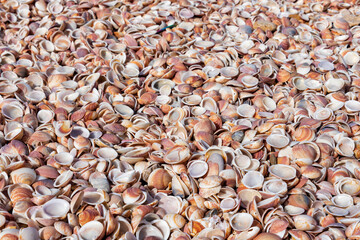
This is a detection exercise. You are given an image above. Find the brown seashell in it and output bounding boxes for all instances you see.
[39,226,61,240]
[78,207,99,226]
[253,233,282,240]
[10,187,33,204]
[35,166,59,179]
[148,168,172,190]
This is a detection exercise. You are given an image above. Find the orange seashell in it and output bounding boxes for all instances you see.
[148,168,172,190]
[78,207,99,226]
[10,187,33,204]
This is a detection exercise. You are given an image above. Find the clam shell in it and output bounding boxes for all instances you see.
[324,78,344,92]
[242,171,264,189]
[54,152,74,166]
[269,164,297,180]
[78,221,104,240]
[229,213,253,231]
[344,51,360,65]
[164,146,190,164]
[97,147,118,160]
[163,214,186,229]
[54,170,73,188]
[83,191,105,205]
[11,168,36,185]
[345,100,360,112]
[266,134,290,148]
[237,104,255,118]
[42,199,70,218]
[263,178,288,196]
[188,160,208,178]
[220,67,239,78]
[37,110,55,124]
[233,155,251,170]
[332,194,353,208]
[114,104,134,119]
[293,215,317,231]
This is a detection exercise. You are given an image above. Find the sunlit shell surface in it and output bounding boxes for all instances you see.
[1,0,360,239]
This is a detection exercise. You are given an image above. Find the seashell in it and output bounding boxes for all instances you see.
[194,41,215,50]
[39,226,61,240]
[344,51,360,66]
[188,160,208,178]
[35,165,59,179]
[42,199,70,219]
[266,134,290,148]
[54,152,74,166]
[253,233,282,240]
[37,110,55,124]
[78,221,104,240]
[237,104,255,118]
[4,121,23,141]
[164,214,186,229]
[19,227,40,240]
[181,95,202,106]
[345,100,360,113]
[164,146,190,164]
[233,155,251,170]
[114,104,134,119]
[293,215,317,231]
[324,78,344,92]
[199,175,223,198]
[332,194,353,208]
[229,213,253,231]
[54,221,72,236]
[54,170,73,188]
[11,168,36,185]
[241,76,259,88]
[220,67,239,78]
[97,147,118,160]
[242,171,264,189]
[269,164,297,180]
[148,169,172,190]
[2,103,24,120]
[83,191,105,205]
[313,108,333,121]
[89,172,110,192]
[336,137,354,157]
[263,179,288,197]
[335,177,360,196]
[220,197,240,212]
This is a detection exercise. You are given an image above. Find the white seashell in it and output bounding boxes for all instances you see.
[266,134,290,149]
[188,160,208,178]
[344,51,360,66]
[78,221,104,240]
[37,110,55,124]
[324,78,344,92]
[54,152,74,166]
[241,76,259,88]
[42,198,70,218]
[262,97,277,111]
[97,147,118,160]
[229,213,253,231]
[332,194,353,208]
[269,164,297,180]
[237,104,255,118]
[233,155,251,170]
[54,170,73,188]
[242,171,264,189]
[114,104,134,119]
[345,100,360,112]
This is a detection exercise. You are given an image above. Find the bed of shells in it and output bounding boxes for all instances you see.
[2,0,360,239]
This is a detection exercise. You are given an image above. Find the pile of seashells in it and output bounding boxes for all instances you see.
[3,0,360,239]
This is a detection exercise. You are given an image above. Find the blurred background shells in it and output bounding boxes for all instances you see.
[1,0,360,239]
